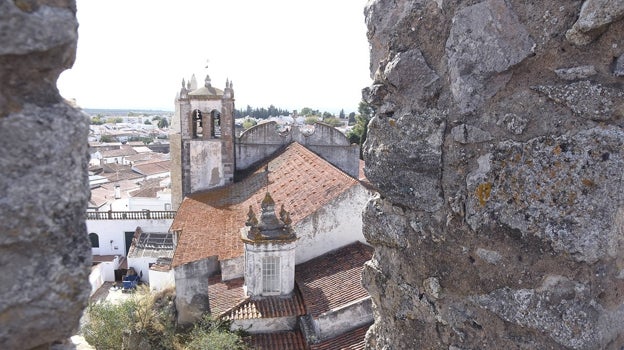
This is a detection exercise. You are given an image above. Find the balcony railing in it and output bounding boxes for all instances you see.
[86,210,176,220]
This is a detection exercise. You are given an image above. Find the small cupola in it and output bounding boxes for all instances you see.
[242,192,297,297]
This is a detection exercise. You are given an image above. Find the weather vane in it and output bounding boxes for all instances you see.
[205,58,210,70]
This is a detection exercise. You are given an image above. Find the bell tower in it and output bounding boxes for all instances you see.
[170,70,235,210]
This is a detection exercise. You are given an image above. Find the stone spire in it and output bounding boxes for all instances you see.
[224,78,234,99]
[180,78,188,99]
[189,74,198,90]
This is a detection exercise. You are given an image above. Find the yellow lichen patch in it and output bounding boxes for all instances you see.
[389,119,396,127]
[475,182,492,206]
[553,145,561,155]
[581,178,595,187]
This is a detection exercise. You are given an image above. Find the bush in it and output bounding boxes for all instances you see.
[184,315,248,350]
[82,287,247,350]
[83,299,136,349]
[83,286,176,350]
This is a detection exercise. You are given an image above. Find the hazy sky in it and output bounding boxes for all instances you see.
[57,0,372,113]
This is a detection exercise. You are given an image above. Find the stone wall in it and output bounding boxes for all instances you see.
[236,121,360,178]
[362,0,624,349]
[174,257,219,325]
[0,1,91,349]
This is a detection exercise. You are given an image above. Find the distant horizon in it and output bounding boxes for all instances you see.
[58,1,371,116]
[80,105,357,116]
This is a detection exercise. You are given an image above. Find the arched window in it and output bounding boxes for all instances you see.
[192,109,203,138]
[89,232,100,248]
[210,110,221,138]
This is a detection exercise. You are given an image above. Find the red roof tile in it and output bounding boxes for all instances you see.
[224,290,306,321]
[207,276,305,321]
[310,324,370,350]
[101,145,137,158]
[295,242,373,317]
[171,142,359,267]
[207,276,246,316]
[132,160,170,176]
[246,330,309,350]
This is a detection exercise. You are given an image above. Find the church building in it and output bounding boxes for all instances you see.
[169,71,375,348]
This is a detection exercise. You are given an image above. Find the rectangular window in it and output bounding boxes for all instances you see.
[262,256,281,295]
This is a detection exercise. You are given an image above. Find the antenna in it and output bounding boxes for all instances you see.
[265,164,270,193]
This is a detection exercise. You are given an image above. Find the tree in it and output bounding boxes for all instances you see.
[91,115,105,125]
[322,116,344,128]
[348,112,356,125]
[300,107,314,116]
[158,118,169,128]
[322,111,333,120]
[144,120,152,125]
[242,118,257,130]
[346,100,373,159]
[339,109,345,119]
[304,116,319,125]
[99,135,115,143]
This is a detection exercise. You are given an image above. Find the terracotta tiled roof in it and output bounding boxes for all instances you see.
[310,324,370,350]
[224,290,306,321]
[295,241,373,317]
[246,330,309,350]
[129,186,162,198]
[207,276,246,316]
[171,142,359,267]
[125,152,169,164]
[132,160,170,176]
[101,145,137,158]
[208,276,305,321]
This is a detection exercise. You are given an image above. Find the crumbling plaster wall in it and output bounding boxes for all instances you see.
[362,0,624,349]
[0,1,91,349]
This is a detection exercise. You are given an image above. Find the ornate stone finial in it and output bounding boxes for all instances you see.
[186,80,191,90]
[205,74,212,88]
[181,78,186,89]
[261,192,275,208]
[190,74,197,90]
[280,204,292,226]
[246,205,258,227]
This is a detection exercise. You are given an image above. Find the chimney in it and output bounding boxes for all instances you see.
[114,184,121,199]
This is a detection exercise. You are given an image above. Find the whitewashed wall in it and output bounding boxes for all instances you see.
[244,241,296,297]
[126,256,156,283]
[294,185,371,264]
[313,298,373,341]
[149,269,175,292]
[87,218,173,256]
[128,194,172,211]
[89,264,104,296]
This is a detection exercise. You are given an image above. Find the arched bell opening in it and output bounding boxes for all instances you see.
[210,109,221,138]
[191,109,203,139]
